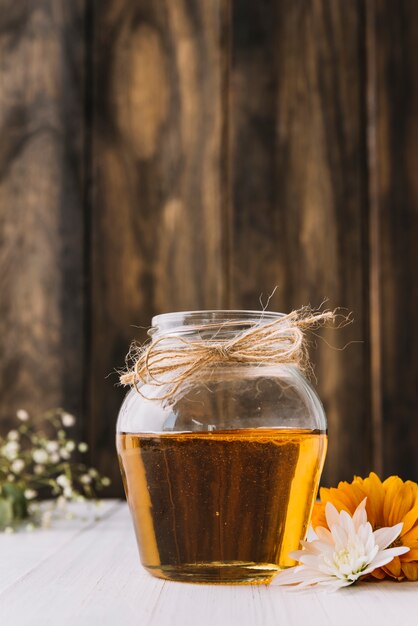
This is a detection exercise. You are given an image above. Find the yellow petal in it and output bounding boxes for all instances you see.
[370,567,386,580]
[311,503,327,529]
[319,486,331,501]
[383,556,402,578]
[401,548,418,562]
[401,527,418,548]
[401,504,418,535]
[362,473,385,527]
[337,483,363,511]
[401,562,418,581]
[383,476,404,526]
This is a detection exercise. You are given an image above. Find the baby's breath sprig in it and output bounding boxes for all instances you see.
[0,408,110,531]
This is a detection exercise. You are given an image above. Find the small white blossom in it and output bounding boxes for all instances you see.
[61,413,76,427]
[33,449,48,464]
[272,499,410,590]
[60,448,70,460]
[7,474,15,482]
[16,409,29,421]
[7,430,19,441]
[63,487,73,499]
[88,468,98,478]
[4,526,14,534]
[24,489,37,500]
[50,453,60,464]
[65,441,75,452]
[80,474,92,485]
[56,474,70,488]
[78,442,88,453]
[46,441,59,453]
[34,465,44,475]
[11,459,25,474]
[25,523,35,532]
[3,441,20,460]
[101,477,111,487]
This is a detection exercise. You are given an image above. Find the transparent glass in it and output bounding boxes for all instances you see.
[116,311,327,584]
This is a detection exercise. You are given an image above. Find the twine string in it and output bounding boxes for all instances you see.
[119,307,343,401]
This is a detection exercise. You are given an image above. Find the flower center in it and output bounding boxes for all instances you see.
[334,548,351,566]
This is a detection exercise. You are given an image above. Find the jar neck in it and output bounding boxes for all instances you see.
[149,310,284,340]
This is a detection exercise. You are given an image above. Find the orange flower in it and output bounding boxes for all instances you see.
[312,473,418,581]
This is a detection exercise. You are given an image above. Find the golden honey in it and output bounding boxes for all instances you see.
[117,428,327,583]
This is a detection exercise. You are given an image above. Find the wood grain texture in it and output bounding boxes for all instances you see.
[367,0,418,479]
[0,2,85,429]
[90,0,229,492]
[1,0,418,495]
[1,501,418,626]
[229,0,371,485]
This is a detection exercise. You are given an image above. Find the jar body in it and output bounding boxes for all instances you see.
[116,312,327,584]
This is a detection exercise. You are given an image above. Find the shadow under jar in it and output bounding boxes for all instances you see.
[116,311,327,584]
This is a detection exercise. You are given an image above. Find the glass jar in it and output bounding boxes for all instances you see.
[116,311,327,584]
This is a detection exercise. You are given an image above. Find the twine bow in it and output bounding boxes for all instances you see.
[119,307,341,401]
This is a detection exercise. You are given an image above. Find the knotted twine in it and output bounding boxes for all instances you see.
[119,307,343,401]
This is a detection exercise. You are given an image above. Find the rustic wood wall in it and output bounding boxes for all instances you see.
[1,0,417,495]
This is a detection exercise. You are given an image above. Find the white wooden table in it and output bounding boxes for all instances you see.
[0,500,417,626]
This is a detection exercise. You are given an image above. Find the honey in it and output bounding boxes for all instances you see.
[117,428,327,583]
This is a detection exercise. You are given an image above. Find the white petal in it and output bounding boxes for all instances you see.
[352,498,367,530]
[339,510,355,535]
[315,526,334,545]
[325,502,340,528]
[365,546,410,571]
[330,523,347,548]
[271,567,334,587]
[288,550,305,561]
[296,554,323,569]
[373,523,404,550]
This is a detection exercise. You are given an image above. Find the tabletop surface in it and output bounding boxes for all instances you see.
[0,500,417,626]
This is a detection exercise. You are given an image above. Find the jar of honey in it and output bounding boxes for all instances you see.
[116,310,327,584]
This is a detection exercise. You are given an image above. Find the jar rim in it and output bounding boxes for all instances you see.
[150,310,284,337]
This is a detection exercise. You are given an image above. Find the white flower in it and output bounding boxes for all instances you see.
[63,487,73,499]
[7,474,15,482]
[272,499,410,590]
[50,453,60,464]
[11,459,25,474]
[25,523,35,532]
[33,449,48,464]
[46,441,59,453]
[4,526,14,534]
[16,409,29,421]
[3,441,20,460]
[61,413,76,427]
[65,440,75,452]
[80,474,92,485]
[24,489,37,500]
[7,430,19,441]
[60,448,70,460]
[56,474,70,488]
[88,468,98,478]
[78,442,88,453]
[101,477,111,487]
[34,464,44,475]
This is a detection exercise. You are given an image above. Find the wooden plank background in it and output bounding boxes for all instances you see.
[1,0,417,496]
